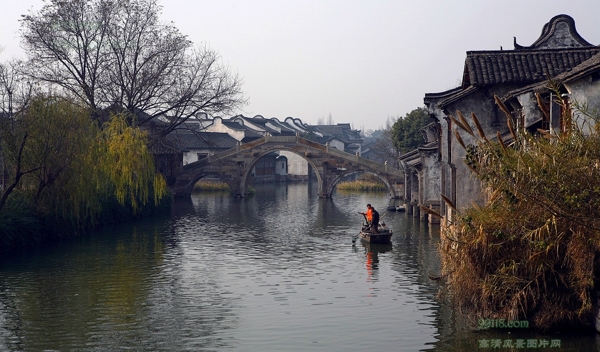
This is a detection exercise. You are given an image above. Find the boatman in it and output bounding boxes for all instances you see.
[370,206,380,234]
[359,204,379,234]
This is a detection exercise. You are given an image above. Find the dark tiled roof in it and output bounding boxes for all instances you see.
[223,117,269,138]
[232,115,273,131]
[553,51,600,83]
[502,52,600,101]
[232,115,297,136]
[148,138,184,155]
[437,86,480,109]
[312,134,340,145]
[222,120,246,130]
[242,128,263,139]
[417,141,438,152]
[463,48,600,87]
[166,131,238,150]
[399,149,420,165]
[267,118,297,135]
[312,124,363,144]
[424,87,463,104]
[284,117,309,132]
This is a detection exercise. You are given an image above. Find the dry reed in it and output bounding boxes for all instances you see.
[442,92,600,331]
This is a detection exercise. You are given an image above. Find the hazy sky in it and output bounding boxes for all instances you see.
[2,0,600,131]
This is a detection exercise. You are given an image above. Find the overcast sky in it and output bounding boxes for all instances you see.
[2,0,600,131]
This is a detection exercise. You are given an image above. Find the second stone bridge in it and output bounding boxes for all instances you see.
[172,135,404,198]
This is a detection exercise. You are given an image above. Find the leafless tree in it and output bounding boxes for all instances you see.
[326,113,334,125]
[0,60,37,117]
[20,0,112,112]
[369,116,400,169]
[0,59,39,191]
[20,0,246,134]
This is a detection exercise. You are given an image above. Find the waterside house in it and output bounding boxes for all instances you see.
[402,14,600,223]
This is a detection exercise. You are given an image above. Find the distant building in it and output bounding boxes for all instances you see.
[307,123,364,155]
[161,114,366,183]
[165,130,238,165]
[230,115,297,137]
[359,140,384,164]
[203,116,263,142]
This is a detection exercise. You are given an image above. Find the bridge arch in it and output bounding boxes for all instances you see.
[239,147,324,197]
[178,172,234,196]
[172,135,404,199]
[326,170,397,199]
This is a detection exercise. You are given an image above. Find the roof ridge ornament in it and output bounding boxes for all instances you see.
[514,14,593,50]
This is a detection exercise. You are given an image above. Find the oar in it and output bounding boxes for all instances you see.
[353,213,370,244]
[358,212,369,225]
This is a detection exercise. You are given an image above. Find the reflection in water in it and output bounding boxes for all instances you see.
[0,218,240,351]
[0,182,598,351]
[359,242,392,281]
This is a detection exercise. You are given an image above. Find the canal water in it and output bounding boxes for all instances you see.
[0,182,598,351]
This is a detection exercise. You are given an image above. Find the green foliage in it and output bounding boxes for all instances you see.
[96,114,167,211]
[441,94,600,330]
[0,95,95,211]
[390,107,430,154]
[0,95,169,245]
[0,193,42,251]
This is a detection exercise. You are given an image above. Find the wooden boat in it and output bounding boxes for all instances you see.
[361,241,393,253]
[358,222,393,244]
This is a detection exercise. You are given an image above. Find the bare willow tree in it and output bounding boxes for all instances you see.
[0,59,39,192]
[20,0,245,134]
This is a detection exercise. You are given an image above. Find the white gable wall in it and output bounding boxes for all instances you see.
[279,151,308,176]
[204,118,245,141]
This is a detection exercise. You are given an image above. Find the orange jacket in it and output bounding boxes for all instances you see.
[366,208,373,222]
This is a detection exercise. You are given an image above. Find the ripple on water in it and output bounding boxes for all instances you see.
[2,184,543,351]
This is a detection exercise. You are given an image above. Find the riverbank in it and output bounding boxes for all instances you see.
[0,192,171,253]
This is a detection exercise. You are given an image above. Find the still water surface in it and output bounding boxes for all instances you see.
[0,183,598,351]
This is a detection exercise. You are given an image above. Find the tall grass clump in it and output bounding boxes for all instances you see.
[193,180,230,192]
[441,90,600,331]
[192,180,256,195]
[337,174,386,192]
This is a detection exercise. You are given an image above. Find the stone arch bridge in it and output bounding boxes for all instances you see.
[172,135,404,199]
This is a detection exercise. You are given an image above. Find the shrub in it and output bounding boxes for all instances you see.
[0,193,42,250]
[441,93,600,330]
